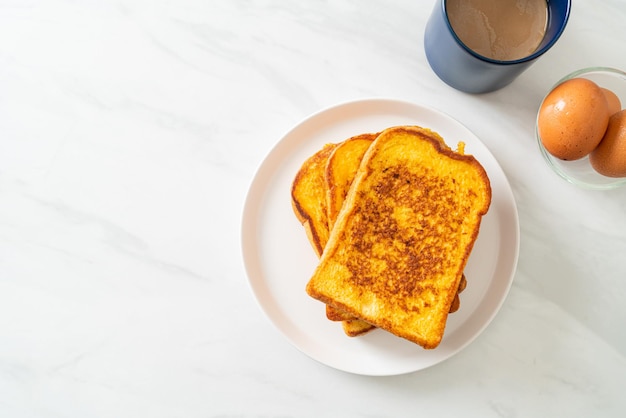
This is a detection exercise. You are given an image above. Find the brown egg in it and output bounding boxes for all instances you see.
[538,78,610,160]
[590,110,626,178]
[602,87,622,115]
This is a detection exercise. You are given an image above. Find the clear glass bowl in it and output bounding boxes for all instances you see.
[536,67,626,190]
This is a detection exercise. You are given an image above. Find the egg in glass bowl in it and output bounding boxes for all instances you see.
[536,67,626,190]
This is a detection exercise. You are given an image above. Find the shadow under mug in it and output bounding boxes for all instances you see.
[424,0,571,94]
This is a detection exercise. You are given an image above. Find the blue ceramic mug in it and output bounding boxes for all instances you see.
[424,0,571,94]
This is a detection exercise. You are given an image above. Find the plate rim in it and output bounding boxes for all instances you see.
[241,97,520,376]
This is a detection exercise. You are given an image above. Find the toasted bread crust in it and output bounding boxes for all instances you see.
[326,134,377,226]
[291,143,338,257]
[342,318,376,337]
[448,274,467,314]
[306,126,491,348]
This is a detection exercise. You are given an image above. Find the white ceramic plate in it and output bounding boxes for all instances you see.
[241,98,519,376]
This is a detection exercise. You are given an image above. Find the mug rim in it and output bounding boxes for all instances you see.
[442,0,572,66]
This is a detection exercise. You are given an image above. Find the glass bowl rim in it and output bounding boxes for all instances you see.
[535,66,626,190]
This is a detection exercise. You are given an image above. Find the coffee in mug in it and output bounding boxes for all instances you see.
[423,0,571,93]
[446,0,548,61]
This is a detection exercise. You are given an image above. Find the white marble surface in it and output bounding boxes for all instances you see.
[1,0,625,416]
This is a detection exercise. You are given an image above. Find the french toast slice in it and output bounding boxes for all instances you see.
[323,132,467,328]
[326,134,378,227]
[306,126,491,349]
[291,143,339,258]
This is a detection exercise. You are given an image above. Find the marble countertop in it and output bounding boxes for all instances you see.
[1,1,625,416]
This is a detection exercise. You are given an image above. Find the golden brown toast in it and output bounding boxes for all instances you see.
[327,273,466,319]
[293,130,469,337]
[323,133,466,328]
[305,126,491,349]
[326,134,378,227]
[291,136,377,336]
[291,133,469,338]
[323,134,378,334]
[291,143,339,258]
[336,273,464,336]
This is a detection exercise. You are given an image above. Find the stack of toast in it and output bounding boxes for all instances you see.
[291,125,491,349]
